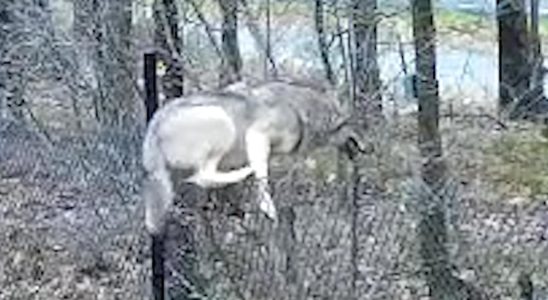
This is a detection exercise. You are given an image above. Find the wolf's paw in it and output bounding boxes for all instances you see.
[258,190,277,221]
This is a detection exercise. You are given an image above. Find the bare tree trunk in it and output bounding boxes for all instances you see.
[89,0,102,122]
[315,0,335,85]
[334,1,349,92]
[166,185,205,300]
[497,0,531,118]
[0,0,25,121]
[73,0,95,69]
[94,0,136,127]
[530,0,542,87]
[264,0,271,78]
[71,0,97,128]
[279,205,297,293]
[348,11,357,104]
[219,0,242,87]
[411,0,450,299]
[154,0,184,99]
[411,4,491,298]
[528,0,548,119]
[349,161,360,300]
[0,0,14,119]
[352,0,382,126]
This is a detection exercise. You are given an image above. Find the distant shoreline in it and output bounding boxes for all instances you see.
[381,8,548,55]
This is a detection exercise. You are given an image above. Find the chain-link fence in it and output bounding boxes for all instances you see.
[1,0,548,299]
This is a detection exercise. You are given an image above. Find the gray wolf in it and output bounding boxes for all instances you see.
[142,79,358,234]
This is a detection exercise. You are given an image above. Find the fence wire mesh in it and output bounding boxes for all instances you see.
[1,0,548,300]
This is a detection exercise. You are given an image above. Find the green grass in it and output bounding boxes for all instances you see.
[540,17,548,38]
[485,133,548,196]
[436,9,492,30]
[435,9,548,41]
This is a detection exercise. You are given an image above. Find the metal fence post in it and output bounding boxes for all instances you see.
[144,51,164,300]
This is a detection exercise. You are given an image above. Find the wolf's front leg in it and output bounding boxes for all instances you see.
[245,128,277,221]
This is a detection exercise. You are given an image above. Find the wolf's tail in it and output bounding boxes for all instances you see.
[142,128,173,235]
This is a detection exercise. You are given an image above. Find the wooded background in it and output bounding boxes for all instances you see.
[1,0,548,299]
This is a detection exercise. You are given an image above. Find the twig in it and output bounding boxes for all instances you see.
[187,0,224,59]
[440,112,508,130]
[238,0,278,75]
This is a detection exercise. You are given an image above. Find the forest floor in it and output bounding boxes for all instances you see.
[1,97,548,299]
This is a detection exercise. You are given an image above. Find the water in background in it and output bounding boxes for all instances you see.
[238,25,499,111]
[237,11,546,113]
[382,0,548,16]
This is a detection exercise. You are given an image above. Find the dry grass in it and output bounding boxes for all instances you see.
[2,94,548,299]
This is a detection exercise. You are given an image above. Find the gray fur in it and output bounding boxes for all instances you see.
[142,80,354,234]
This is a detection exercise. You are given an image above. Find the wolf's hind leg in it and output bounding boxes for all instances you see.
[186,154,253,188]
[245,128,277,221]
